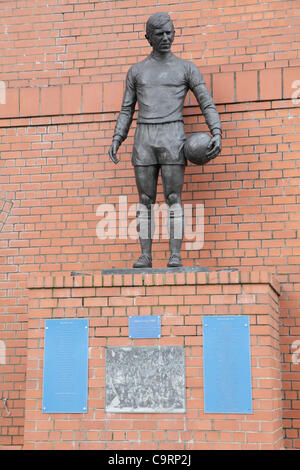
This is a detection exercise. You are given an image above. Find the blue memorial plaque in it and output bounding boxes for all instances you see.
[203,315,252,414]
[129,315,161,339]
[42,318,89,413]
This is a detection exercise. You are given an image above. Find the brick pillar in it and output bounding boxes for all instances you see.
[24,270,283,450]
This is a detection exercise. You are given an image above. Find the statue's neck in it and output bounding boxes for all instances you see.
[151,50,173,61]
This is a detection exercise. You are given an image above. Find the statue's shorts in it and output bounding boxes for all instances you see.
[132,121,186,166]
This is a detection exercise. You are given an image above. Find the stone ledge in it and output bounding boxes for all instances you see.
[27,269,280,296]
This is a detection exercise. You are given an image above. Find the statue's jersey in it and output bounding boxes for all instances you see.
[113,53,221,142]
[127,53,204,123]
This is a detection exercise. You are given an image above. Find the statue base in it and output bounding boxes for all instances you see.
[25,269,283,450]
[102,266,238,275]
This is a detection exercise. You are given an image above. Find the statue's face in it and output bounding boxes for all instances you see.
[148,21,175,53]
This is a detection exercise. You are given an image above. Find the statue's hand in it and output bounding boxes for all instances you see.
[206,134,222,160]
[108,140,121,164]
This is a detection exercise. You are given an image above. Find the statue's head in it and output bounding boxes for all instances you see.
[145,12,175,53]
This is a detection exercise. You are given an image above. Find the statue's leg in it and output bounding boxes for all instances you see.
[133,165,159,268]
[161,164,185,267]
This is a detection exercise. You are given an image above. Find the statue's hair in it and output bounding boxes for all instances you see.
[146,12,173,37]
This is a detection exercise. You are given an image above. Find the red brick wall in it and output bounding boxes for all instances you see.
[24,271,283,450]
[0,0,300,448]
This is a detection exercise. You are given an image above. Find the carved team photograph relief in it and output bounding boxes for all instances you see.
[105,347,186,413]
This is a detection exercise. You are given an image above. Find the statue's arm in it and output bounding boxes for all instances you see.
[188,63,222,159]
[192,83,222,136]
[192,83,222,159]
[108,68,137,164]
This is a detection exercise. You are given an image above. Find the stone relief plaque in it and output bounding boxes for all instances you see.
[105,346,186,413]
